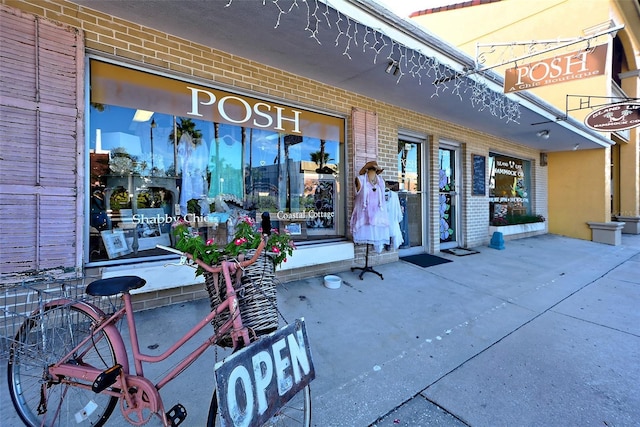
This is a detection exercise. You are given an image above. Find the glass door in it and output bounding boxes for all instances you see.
[438,146,459,249]
[397,140,424,255]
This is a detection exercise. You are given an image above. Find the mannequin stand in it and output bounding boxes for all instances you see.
[351,244,384,280]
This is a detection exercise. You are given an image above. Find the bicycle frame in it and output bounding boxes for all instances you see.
[47,258,252,426]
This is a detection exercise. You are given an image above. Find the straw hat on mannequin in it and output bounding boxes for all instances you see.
[355,160,384,191]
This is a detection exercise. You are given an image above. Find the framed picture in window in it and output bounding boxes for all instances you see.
[120,208,171,251]
[101,229,131,259]
[280,220,307,239]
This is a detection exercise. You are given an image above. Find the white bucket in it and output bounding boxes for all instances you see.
[324,275,342,289]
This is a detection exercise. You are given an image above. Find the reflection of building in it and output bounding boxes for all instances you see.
[402,172,419,192]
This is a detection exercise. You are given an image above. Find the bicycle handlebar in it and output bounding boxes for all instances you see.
[156,244,183,256]
[156,235,267,274]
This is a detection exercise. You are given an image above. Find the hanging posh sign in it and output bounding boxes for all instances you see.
[584,102,640,131]
[504,44,607,93]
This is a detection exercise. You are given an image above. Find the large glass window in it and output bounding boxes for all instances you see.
[488,153,532,224]
[88,60,345,263]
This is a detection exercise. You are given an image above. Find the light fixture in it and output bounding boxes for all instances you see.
[133,109,154,122]
[540,152,548,166]
[385,60,396,74]
[582,20,615,36]
[536,130,550,140]
[573,143,580,151]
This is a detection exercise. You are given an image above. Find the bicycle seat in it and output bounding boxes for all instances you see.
[86,276,146,296]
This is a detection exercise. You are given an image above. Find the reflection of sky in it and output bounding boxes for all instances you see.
[90,104,340,171]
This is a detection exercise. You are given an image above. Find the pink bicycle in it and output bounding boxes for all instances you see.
[7,234,313,426]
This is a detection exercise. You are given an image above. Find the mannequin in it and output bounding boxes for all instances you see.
[350,160,389,279]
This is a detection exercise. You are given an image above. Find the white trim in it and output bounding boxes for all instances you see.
[277,242,354,271]
[100,242,356,294]
[439,139,461,149]
[398,129,427,143]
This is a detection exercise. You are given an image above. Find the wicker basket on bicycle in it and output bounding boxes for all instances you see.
[204,249,278,347]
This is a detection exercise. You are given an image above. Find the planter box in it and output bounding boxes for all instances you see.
[488,222,546,240]
[612,216,640,235]
[587,222,624,245]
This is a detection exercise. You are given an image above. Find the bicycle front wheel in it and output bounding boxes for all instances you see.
[207,384,312,427]
[7,303,119,427]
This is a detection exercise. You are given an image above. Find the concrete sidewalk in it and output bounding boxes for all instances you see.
[2,233,639,426]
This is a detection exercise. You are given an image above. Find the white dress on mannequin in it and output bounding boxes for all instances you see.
[177,133,209,216]
[350,174,390,252]
[385,189,403,250]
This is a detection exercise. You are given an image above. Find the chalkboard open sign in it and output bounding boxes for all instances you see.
[472,154,486,196]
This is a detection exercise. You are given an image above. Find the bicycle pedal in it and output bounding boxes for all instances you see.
[91,364,122,393]
[166,403,187,426]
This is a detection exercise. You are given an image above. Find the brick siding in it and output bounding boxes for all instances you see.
[3,0,548,309]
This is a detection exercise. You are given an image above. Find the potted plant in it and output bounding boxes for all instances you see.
[171,215,295,277]
[490,213,545,227]
[172,214,295,345]
[489,213,546,238]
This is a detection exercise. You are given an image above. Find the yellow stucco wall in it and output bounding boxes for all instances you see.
[413,0,612,110]
[548,148,611,239]
[413,0,640,240]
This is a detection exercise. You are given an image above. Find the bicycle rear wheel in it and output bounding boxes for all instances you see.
[207,384,311,427]
[7,303,119,427]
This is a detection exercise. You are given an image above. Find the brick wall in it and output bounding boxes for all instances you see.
[3,0,547,309]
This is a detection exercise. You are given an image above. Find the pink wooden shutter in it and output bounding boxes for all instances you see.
[0,5,83,275]
[351,107,378,175]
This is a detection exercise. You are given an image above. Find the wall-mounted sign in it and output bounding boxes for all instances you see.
[472,154,486,196]
[91,60,344,142]
[504,44,608,93]
[584,102,640,131]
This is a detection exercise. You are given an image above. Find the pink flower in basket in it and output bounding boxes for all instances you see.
[172,213,295,276]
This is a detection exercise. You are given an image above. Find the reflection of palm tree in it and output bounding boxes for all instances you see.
[311,139,336,174]
[169,118,203,144]
[310,151,331,166]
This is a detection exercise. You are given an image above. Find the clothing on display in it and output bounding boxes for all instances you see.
[177,133,209,216]
[208,135,243,199]
[385,188,403,250]
[350,172,389,253]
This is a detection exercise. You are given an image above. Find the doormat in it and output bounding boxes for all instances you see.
[442,248,480,257]
[400,254,452,268]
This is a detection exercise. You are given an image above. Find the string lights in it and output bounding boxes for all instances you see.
[224,0,521,123]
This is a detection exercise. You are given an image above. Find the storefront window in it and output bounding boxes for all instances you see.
[488,153,532,223]
[88,60,345,263]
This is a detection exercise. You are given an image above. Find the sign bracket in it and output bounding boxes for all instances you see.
[471,23,623,78]
[565,94,640,113]
[435,23,622,86]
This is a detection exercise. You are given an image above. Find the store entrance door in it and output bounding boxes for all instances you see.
[438,146,460,249]
[397,140,425,256]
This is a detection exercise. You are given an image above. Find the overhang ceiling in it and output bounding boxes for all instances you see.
[73,0,613,152]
